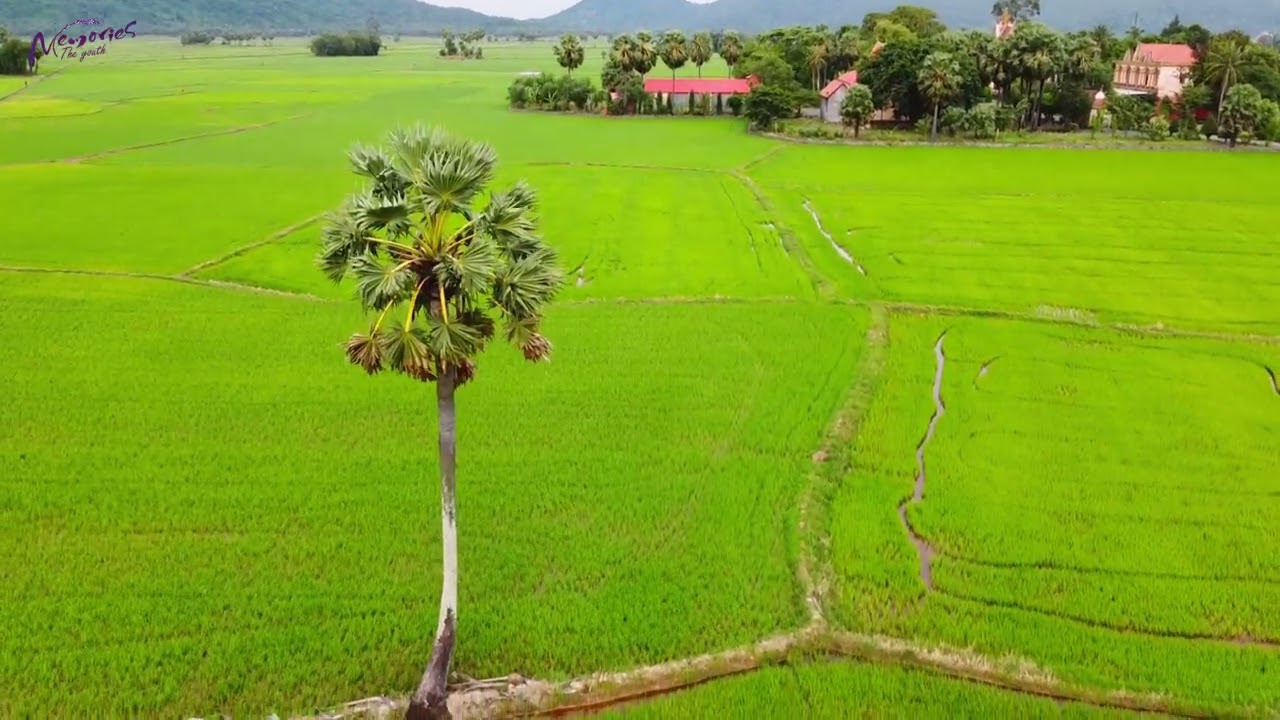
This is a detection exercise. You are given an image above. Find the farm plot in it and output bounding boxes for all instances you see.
[199,166,814,302]
[830,313,1280,710]
[601,660,1144,718]
[751,145,1280,333]
[0,273,866,718]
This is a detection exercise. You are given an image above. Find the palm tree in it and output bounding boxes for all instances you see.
[918,51,961,140]
[317,125,564,720]
[555,33,584,76]
[659,30,689,112]
[689,31,713,77]
[1203,38,1260,119]
[719,30,743,75]
[806,41,829,91]
[611,33,637,73]
[633,31,658,76]
[1088,24,1114,60]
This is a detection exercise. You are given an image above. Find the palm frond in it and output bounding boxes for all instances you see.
[343,331,387,375]
[349,144,410,201]
[317,206,370,283]
[493,245,565,317]
[424,313,489,366]
[351,253,417,311]
[351,191,413,240]
[417,139,499,218]
[436,234,499,297]
[384,319,437,381]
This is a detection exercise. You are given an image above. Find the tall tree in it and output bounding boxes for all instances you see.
[555,33,584,76]
[992,0,1041,21]
[719,30,743,74]
[840,84,875,137]
[918,51,961,140]
[317,125,564,720]
[611,33,637,73]
[806,40,829,91]
[1219,82,1268,145]
[1203,37,1262,118]
[689,31,713,77]
[633,31,658,76]
[659,29,689,107]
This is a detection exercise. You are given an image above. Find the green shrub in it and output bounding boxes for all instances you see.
[940,107,967,137]
[968,103,998,140]
[1201,115,1218,139]
[727,95,744,116]
[1146,116,1170,142]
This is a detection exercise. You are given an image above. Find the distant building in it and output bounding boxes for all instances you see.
[1112,43,1196,99]
[643,76,758,113]
[995,10,1016,40]
[818,71,859,123]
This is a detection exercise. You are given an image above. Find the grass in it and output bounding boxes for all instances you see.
[601,660,1146,718]
[1,33,1277,719]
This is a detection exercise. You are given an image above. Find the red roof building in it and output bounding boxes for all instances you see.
[643,76,758,96]
[819,71,859,100]
[1113,43,1196,99]
[818,71,861,124]
[1132,43,1197,66]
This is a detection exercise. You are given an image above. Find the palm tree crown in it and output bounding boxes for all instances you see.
[318,125,565,386]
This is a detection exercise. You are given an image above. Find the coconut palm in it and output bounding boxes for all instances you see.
[918,51,961,140]
[719,30,743,75]
[555,33,585,76]
[317,125,564,720]
[689,31,713,77]
[633,31,658,76]
[1203,38,1261,119]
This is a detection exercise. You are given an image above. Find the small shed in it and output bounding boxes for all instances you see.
[819,71,859,124]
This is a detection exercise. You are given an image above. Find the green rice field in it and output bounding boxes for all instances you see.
[0,37,1277,718]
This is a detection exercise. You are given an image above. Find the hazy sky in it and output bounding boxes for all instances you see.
[431,0,714,20]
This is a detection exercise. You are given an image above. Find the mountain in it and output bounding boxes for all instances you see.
[0,0,516,35]
[1,0,1274,36]
[534,0,1278,34]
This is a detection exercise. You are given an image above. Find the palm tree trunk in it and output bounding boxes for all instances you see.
[1034,80,1046,129]
[407,368,459,720]
[1217,79,1228,121]
[931,102,940,141]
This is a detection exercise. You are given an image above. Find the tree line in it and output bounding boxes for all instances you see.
[0,25,38,75]
[439,29,485,59]
[310,31,382,57]
[722,5,1280,142]
[180,31,276,46]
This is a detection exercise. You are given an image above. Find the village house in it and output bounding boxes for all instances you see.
[818,71,859,123]
[642,76,758,114]
[1112,43,1196,99]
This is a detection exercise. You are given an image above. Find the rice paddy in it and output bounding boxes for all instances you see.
[0,36,1276,719]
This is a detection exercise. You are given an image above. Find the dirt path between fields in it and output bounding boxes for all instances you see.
[180,213,325,277]
[899,332,947,590]
[0,264,331,302]
[54,115,305,164]
[0,69,64,103]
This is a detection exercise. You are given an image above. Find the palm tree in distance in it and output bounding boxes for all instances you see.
[660,29,689,105]
[719,30,743,75]
[633,31,658,76]
[918,51,961,140]
[690,31,713,77]
[317,125,564,720]
[1202,38,1261,119]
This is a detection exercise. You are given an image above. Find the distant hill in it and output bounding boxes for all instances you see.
[534,0,1279,34]
[0,0,516,35]
[1,0,1275,36]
